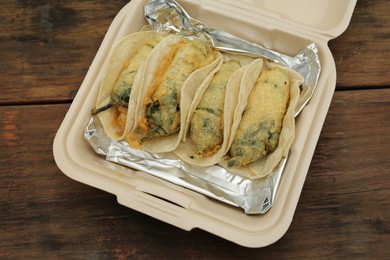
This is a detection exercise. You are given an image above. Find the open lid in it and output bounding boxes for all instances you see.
[209,0,357,39]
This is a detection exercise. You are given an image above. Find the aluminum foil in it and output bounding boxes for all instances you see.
[85,117,284,214]
[84,0,321,214]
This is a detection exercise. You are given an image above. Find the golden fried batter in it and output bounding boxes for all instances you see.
[190,60,241,156]
[136,39,217,141]
[228,67,290,167]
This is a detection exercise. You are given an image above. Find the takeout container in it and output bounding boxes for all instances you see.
[53,0,357,248]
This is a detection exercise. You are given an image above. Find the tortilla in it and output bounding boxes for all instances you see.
[174,54,255,166]
[93,31,166,140]
[126,35,222,153]
[219,60,304,179]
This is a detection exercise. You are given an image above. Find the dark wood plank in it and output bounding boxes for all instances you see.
[0,88,388,258]
[0,0,389,105]
[0,0,128,105]
[283,88,390,257]
[329,0,390,88]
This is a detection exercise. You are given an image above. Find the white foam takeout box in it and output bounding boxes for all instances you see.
[53,0,357,248]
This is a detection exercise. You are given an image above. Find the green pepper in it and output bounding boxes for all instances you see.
[92,39,160,115]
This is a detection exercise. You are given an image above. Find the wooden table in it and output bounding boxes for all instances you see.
[1,0,389,258]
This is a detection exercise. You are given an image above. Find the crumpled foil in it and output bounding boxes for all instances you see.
[85,117,284,214]
[84,0,321,214]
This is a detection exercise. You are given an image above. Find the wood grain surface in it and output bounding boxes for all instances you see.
[0,0,389,105]
[329,0,390,88]
[0,0,389,258]
[0,0,128,105]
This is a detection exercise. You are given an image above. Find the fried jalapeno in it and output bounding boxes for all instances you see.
[126,36,220,153]
[93,31,165,140]
[228,67,291,167]
[190,60,241,156]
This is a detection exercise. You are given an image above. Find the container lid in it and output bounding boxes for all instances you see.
[210,0,357,39]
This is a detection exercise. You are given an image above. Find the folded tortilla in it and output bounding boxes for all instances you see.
[93,31,166,140]
[174,54,255,166]
[126,35,222,153]
[219,59,304,179]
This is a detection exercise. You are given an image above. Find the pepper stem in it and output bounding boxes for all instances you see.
[91,102,113,115]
